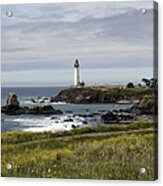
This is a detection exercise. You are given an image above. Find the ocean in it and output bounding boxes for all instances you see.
[1,87,132,133]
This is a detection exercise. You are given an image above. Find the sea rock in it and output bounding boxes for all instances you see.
[71,124,77,129]
[27,105,63,115]
[92,112,101,116]
[2,93,63,115]
[1,93,22,115]
[1,105,25,115]
[2,105,63,115]
[50,116,58,120]
[65,110,73,114]
[101,111,119,124]
[7,92,20,107]
[30,98,37,103]
[63,118,74,122]
[101,111,133,124]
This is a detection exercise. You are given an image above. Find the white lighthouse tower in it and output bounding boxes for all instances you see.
[74,59,80,87]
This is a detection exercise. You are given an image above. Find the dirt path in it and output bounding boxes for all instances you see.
[63,128,156,139]
[7,128,156,146]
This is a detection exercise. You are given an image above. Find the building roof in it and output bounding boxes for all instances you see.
[74,59,79,68]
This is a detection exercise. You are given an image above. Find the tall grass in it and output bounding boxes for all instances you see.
[2,120,154,144]
[1,121,157,180]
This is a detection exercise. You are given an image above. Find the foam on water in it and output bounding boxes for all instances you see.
[2,114,100,132]
[50,102,67,105]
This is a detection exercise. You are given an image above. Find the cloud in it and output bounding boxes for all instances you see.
[1,1,153,25]
[1,1,154,86]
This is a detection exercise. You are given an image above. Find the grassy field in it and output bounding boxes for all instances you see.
[1,121,157,180]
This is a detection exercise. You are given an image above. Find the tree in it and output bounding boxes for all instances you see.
[126,82,134,88]
[141,78,157,88]
[142,78,150,87]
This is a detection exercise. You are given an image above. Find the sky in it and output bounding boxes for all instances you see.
[1,1,155,87]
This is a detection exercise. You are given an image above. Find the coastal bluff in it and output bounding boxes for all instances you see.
[51,86,154,104]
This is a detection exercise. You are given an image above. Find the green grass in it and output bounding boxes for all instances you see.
[1,121,157,180]
[2,120,154,144]
[91,87,154,97]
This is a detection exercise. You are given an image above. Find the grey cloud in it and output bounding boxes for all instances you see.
[1,1,153,25]
[2,8,153,62]
[1,1,154,86]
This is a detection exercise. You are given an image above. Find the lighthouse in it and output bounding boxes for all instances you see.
[74,59,80,86]
[73,59,85,87]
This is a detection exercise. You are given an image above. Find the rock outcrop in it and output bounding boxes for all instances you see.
[129,95,157,115]
[2,104,63,115]
[101,94,157,124]
[7,93,20,107]
[101,111,133,124]
[2,93,63,115]
[51,87,154,104]
[26,105,63,115]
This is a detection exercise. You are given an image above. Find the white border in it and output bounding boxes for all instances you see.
[0,0,162,186]
[1,0,156,4]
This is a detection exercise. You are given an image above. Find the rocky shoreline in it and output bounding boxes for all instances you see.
[1,90,156,125]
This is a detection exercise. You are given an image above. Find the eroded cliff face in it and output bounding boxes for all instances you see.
[51,87,154,104]
[130,94,157,115]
